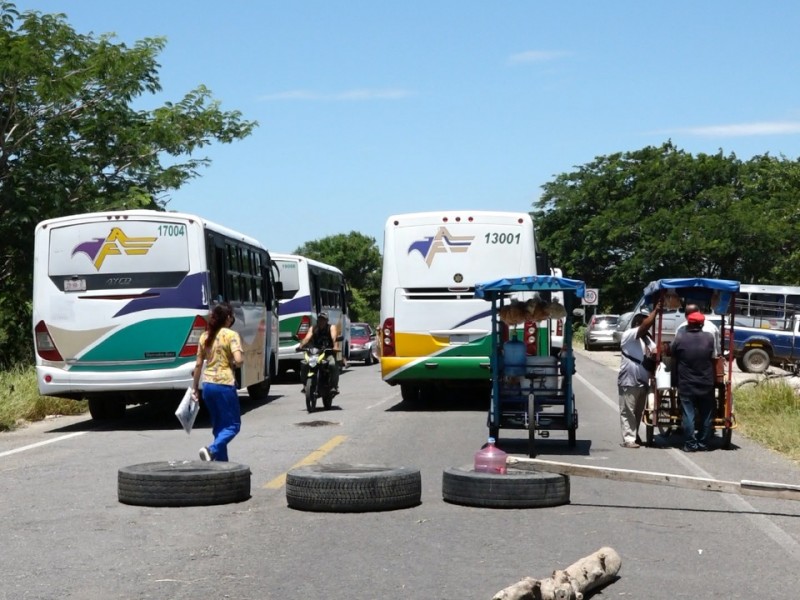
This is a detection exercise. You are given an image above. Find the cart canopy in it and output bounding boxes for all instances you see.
[642,278,740,314]
[474,275,586,299]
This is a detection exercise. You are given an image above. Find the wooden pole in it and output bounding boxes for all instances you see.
[507,457,800,501]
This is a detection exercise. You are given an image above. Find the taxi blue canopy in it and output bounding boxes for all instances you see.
[474,275,586,299]
[642,278,740,314]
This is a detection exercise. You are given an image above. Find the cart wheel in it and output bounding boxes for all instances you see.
[527,394,536,458]
[721,427,733,449]
[646,423,655,446]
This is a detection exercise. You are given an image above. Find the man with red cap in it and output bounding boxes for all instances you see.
[671,310,716,451]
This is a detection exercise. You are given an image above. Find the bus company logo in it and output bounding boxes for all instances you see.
[72,227,157,270]
[408,227,474,267]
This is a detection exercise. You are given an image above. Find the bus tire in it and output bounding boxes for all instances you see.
[118,461,251,507]
[88,397,126,420]
[400,384,419,404]
[246,379,271,401]
[442,466,570,508]
[742,348,770,373]
[286,464,421,512]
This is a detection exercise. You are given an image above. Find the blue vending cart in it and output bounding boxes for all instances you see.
[474,275,586,458]
[640,277,740,448]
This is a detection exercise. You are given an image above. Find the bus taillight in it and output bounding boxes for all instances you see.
[556,319,563,337]
[381,318,396,357]
[179,315,208,357]
[524,321,537,355]
[296,315,311,340]
[34,321,63,361]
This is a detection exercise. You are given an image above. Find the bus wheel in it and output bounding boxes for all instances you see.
[88,397,125,420]
[286,464,421,512]
[246,380,271,401]
[118,461,251,507]
[400,384,419,404]
[442,466,570,508]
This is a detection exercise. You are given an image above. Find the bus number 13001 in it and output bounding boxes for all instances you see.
[484,232,520,244]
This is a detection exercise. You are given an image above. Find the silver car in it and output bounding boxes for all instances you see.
[584,314,620,350]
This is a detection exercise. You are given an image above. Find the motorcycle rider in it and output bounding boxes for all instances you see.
[297,311,340,395]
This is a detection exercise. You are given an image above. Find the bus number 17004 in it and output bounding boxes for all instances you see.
[484,232,521,244]
[158,224,186,237]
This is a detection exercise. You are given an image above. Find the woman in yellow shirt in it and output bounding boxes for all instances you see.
[192,303,243,461]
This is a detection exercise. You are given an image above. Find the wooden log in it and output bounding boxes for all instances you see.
[491,546,621,600]
[507,457,800,501]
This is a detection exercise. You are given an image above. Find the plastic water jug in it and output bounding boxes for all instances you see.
[655,362,671,390]
[474,437,508,474]
[504,338,526,377]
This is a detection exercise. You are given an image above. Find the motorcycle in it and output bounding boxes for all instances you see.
[299,345,338,412]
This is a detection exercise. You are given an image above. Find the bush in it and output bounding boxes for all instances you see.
[734,381,800,463]
[0,366,86,431]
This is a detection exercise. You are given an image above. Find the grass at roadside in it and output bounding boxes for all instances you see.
[733,380,800,463]
[0,365,86,431]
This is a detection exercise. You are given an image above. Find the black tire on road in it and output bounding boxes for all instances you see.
[118,461,251,507]
[442,466,570,508]
[286,464,421,512]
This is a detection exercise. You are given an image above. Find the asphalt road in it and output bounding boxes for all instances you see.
[1,355,799,600]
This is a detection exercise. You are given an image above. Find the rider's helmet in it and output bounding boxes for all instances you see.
[318,311,329,321]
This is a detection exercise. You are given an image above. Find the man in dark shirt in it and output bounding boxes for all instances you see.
[670,311,716,451]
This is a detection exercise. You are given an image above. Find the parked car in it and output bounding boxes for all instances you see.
[613,310,635,344]
[584,314,620,350]
[349,323,379,365]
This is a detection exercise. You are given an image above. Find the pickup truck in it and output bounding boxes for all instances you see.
[733,314,800,374]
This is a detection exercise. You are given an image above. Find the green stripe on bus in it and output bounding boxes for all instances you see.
[71,317,195,371]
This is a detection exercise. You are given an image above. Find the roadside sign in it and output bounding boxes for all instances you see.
[583,288,599,306]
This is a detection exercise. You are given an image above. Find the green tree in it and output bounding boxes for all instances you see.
[533,141,800,312]
[0,4,256,366]
[294,232,382,324]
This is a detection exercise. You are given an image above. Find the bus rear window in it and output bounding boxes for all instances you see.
[48,220,190,291]
[275,260,300,300]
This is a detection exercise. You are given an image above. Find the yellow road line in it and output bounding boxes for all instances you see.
[263,434,348,489]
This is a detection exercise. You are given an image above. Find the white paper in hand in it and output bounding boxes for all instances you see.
[175,388,199,434]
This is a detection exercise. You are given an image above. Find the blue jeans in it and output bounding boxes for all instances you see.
[680,391,714,450]
[202,382,241,461]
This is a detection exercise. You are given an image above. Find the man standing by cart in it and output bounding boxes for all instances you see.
[671,311,716,452]
[617,301,661,448]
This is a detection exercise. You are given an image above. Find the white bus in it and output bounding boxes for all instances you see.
[379,210,546,402]
[32,210,281,420]
[273,253,351,377]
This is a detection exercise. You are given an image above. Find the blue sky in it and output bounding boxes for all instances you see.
[16,1,800,254]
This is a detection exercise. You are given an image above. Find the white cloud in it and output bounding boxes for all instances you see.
[665,121,800,137]
[259,88,416,101]
[508,50,571,64]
